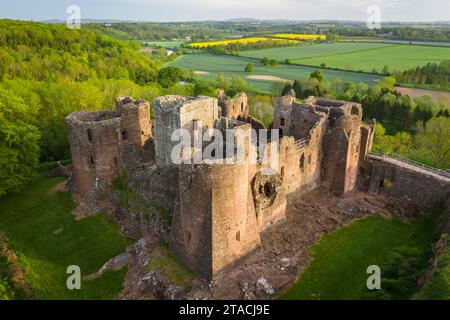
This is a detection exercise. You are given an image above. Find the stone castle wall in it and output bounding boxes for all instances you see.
[67,92,394,282]
[362,157,450,208]
[67,110,121,197]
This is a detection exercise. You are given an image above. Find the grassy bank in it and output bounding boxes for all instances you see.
[0,175,133,299]
[280,216,435,300]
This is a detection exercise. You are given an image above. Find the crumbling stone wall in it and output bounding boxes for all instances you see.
[218,90,249,120]
[153,96,220,169]
[67,110,122,206]
[363,158,450,208]
[116,97,152,147]
[272,89,296,136]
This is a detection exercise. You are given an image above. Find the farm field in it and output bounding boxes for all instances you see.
[280,216,435,300]
[241,42,390,61]
[189,37,298,48]
[241,42,450,72]
[394,86,450,105]
[169,54,383,94]
[0,175,133,299]
[342,38,450,47]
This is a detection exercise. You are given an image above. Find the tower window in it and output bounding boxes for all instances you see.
[280,118,286,126]
[236,231,240,242]
[90,156,94,165]
[281,166,285,177]
[241,102,244,112]
[87,129,93,142]
[300,154,305,171]
[121,130,128,140]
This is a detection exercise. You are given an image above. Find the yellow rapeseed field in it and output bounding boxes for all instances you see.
[189,37,298,48]
[273,33,327,41]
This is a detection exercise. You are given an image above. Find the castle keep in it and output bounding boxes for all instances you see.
[66,91,450,281]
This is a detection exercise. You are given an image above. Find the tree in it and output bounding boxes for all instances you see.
[261,57,270,66]
[157,66,185,88]
[193,80,216,97]
[414,117,450,168]
[245,63,254,73]
[0,88,40,198]
[310,70,324,82]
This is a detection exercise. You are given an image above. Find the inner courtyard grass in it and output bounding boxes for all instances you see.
[280,216,435,300]
[0,175,133,299]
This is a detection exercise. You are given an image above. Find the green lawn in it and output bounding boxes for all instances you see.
[0,175,133,299]
[169,54,383,94]
[280,216,435,300]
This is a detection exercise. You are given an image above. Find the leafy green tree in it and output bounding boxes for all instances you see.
[0,88,40,198]
[310,70,325,82]
[193,80,216,97]
[157,66,185,88]
[245,63,254,73]
[414,117,450,168]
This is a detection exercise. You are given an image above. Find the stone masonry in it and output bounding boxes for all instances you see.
[66,90,449,282]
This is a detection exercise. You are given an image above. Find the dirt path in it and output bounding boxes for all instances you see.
[193,70,210,75]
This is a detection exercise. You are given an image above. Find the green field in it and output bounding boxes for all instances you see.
[280,216,435,300]
[0,175,133,299]
[241,42,450,72]
[241,42,391,61]
[169,54,383,94]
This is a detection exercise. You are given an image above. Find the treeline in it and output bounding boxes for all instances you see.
[393,60,450,90]
[332,26,450,42]
[86,22,234,41]
[198,39,302,55]
[0,20,159,84]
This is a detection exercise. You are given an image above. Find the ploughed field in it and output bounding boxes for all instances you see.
[240,42,450,73]
[169,54,383,94]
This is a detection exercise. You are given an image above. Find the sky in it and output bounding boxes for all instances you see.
[0,0,449,22]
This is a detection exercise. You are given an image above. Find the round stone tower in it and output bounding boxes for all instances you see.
[66,110,121,198]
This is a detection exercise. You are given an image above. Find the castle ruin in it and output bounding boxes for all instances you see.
[66,90,450,282]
